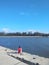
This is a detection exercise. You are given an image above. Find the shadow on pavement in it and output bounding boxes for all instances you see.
[10,55,36,65]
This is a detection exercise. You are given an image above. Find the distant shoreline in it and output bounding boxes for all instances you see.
[0,36,49,37]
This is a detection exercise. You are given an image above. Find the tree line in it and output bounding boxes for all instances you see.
[0,32,49,37]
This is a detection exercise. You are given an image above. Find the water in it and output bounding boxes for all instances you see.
[0,36,49,58]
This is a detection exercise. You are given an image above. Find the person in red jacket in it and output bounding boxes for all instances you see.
[18,46,22,54]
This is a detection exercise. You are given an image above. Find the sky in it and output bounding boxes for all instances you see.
[0,0,49,33]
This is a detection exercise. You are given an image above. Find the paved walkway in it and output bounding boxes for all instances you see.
[0,46,49,65]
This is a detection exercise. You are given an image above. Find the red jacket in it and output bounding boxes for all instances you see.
[18,48,22,53]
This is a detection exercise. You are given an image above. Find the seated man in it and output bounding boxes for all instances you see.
[18,46,22,54]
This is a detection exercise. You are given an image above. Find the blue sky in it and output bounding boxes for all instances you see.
[0,0,49,33]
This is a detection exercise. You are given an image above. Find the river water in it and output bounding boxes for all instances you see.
[0,36,49,58]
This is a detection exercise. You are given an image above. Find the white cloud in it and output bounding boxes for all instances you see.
[26,29,36,33]
[26,29,44,33]
[20,12,25,15]
[20,12,29,16]
[1,28,17,33]
[2,28,10,33]
[20,12,39,16]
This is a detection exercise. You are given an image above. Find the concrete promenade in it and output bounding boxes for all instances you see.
[0,46,49,65]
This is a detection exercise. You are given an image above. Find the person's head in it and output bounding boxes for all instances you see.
[19,45,21,48]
